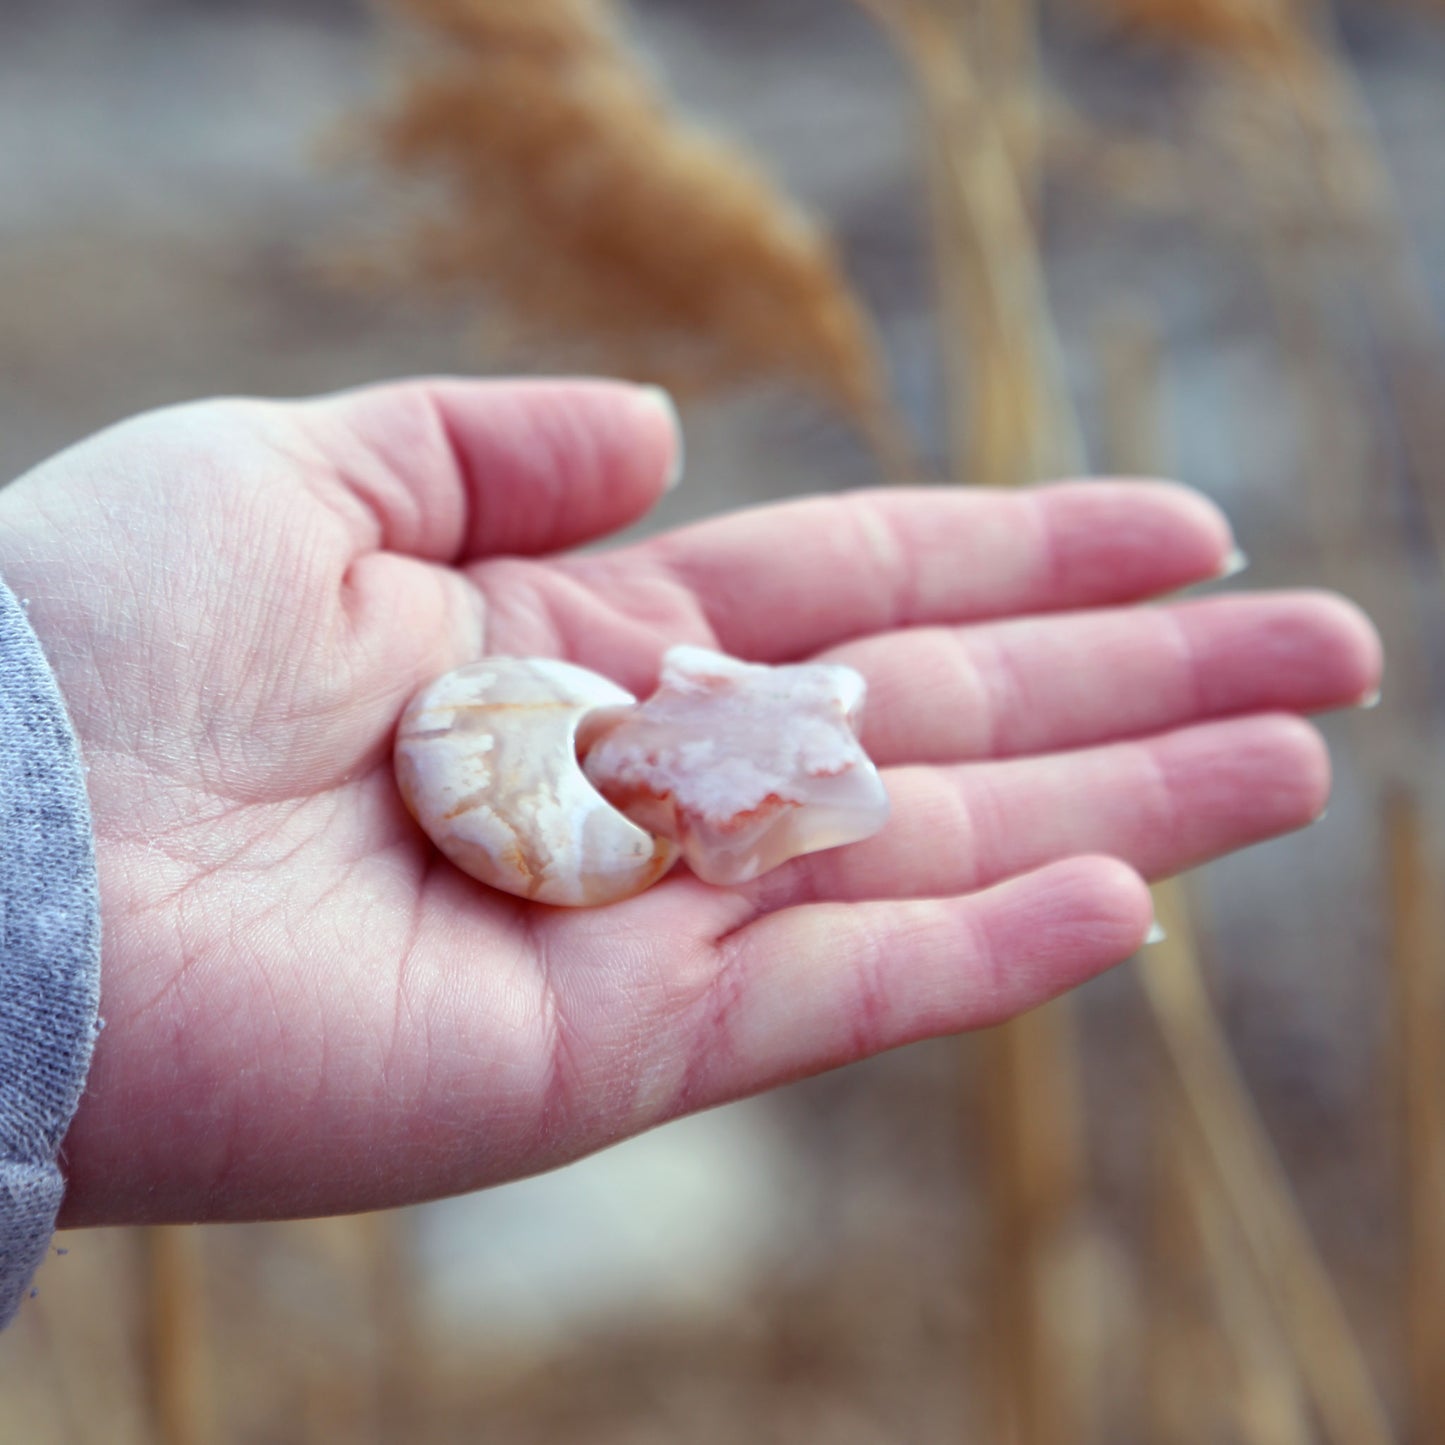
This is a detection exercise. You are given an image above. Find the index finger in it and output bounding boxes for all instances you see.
[574,480,1237,664]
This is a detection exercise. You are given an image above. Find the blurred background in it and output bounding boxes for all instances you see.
[2,0,1443,1440]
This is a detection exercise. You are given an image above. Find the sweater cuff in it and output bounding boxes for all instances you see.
[0,574,102,1328]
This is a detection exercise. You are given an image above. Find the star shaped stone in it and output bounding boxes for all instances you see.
[580,645,890,885]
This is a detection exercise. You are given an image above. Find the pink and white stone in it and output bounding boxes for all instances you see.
[394,659,678,907]
[581,646,889,886]
[394,646,888,906]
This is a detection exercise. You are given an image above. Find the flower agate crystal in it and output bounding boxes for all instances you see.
[394,645,888,906]
[580,646,888,886]
[393,658,677,908]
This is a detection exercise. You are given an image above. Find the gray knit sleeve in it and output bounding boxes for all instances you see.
[0,574,101,1328]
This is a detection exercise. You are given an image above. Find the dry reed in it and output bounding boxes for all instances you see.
[1142,881,1395,1445]
[853,7,1096,1442]
[361,1210,419,1441]
[1147,1081,1228,1445]
[1088,67,1445,1445]
[1147,1033,1311,1445]
[1104,310,1314,1445]
[979,1007,1092,1445]
[1101,307,1394,1445]
[351,0,912,474]
[143,1227,213,1445]
[1081,0,1445,579]
[1386,791,1445,1445]
[856,0,1084,483]
[1181,1114,1313,1445]
[1079,0,1309,55]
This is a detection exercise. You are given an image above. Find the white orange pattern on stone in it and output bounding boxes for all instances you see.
[581,647,889,886]
[394,647,888,906]
[394,659,677,907]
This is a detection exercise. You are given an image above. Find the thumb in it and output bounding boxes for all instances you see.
[307,376,683,562]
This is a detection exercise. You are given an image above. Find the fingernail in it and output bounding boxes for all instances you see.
[1357,687,1381,710]
[1144,920,1167,946]
[638,384,685,491]
[1217,547,1249,580]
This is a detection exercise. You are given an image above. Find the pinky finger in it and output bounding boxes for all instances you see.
[683,856,1153,1110]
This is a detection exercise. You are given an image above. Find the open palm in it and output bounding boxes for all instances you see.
[0,379,1379,1227]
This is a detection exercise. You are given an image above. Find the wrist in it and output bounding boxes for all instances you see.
[0,571,103,1324]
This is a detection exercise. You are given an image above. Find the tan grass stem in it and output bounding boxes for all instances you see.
[1102,307,1394,1445]
[1107,309,1313,1445]
[862,4,1099,1438]
[1142,880,1395,1445]
[1147,1083,1221,1445]
[855,0,1086,482]
[143,1227,213,1445]
[1181,1110,1314,1445]
[980,1005,1091,1445]
[1085,0,1445,597]
[1386,790,1445,1445]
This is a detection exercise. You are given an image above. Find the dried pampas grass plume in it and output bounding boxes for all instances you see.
[1077,0,1309,56]
[351,0,911,473]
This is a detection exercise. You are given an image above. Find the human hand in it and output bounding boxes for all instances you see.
[0,380,1380,1226]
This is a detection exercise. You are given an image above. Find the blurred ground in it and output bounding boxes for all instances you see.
[1,0,1442,1440]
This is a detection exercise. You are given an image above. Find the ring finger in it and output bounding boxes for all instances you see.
[739,712,1330,914]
